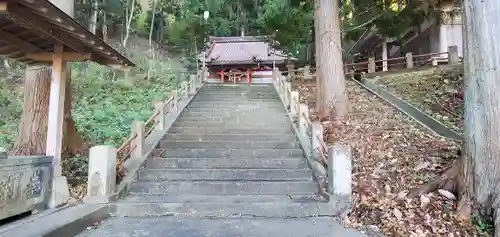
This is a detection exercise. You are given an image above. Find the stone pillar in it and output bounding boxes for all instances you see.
[448,45,459,64]
[188,74,197,96]
[368,57,376,73]
[299,104,309,136]
[290,91,300,118]
[84,145,117,203]
[382,40,388,71]
[303,65,312,80]
[328,144,352,198]
[311,122,324,158]
[406,52,414,69]
[286,63,295,79]
[131,121,145,160]
[154,101,166,130]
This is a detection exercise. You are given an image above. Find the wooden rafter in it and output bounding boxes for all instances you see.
[6,3,88,54]
[0,29,42,52]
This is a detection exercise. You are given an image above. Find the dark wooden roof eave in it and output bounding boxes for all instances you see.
[0,0,134,68]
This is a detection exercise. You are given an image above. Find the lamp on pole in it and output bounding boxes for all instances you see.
[201,11,209,71]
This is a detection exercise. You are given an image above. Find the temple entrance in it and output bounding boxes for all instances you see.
[219,68,252,83]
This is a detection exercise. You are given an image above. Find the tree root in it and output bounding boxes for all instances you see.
[408,159,461,198]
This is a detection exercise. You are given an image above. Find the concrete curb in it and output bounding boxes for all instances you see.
[352,78,462,141]
[0,204,109,237]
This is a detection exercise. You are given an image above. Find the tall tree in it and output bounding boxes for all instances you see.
[10,0,85,156]
[315,0,348,118]
[459,0,500,234]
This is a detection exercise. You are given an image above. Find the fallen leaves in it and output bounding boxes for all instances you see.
[292,77,486,237]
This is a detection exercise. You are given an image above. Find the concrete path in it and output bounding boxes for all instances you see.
[77,217,367,237]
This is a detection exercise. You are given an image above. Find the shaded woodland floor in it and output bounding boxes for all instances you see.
[292,66,489,236]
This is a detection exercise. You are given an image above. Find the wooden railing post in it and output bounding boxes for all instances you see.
[311,121,324,157]
[406,52,414,69]
[131,121,145,160]
[154,101,166,130]
[85,145,116,203]
[448,45,459,65]
[327,144,352,199]
[368,57,376,73]
[290,91,299,118]
[299,104,309,136]
[188,74,197,96]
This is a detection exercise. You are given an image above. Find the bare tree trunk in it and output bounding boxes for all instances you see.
[89,0,98,34]
[101,0,108,42]
[458,0,500,233]
[315,0,348,119]
[147,0,157,80]
[123,0,136,47]
[10,66,85,156]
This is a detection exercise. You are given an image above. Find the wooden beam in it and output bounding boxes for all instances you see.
[25,52,91,62]
[109,64,132,72]
[0,29,42,52]
[7,3,88,54]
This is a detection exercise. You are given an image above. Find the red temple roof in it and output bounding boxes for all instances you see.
[202,36,293,66]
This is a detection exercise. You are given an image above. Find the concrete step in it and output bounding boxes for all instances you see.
[129,180,317,195]
[187,102,284,107]
[181,107,286,113]
[138,169,313,181]
[146,157,307,169]
[162,134,296,142]
[176,115,288,122]
[167,127,293,134]
[155,148,304,158]
[111,202,334,218]
[178,112,287,119]
[171,121,290,129]
[118,194,324,203]
[75,216,366,237]
[158,140,300,149]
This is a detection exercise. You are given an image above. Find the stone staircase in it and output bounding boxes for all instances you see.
[112,84,334,218]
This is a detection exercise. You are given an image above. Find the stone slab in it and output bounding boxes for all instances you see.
[138,168,312,181]
[118,194,325,204]
[146,157,307,169]
[0,155,53,221]
[156,148,304,158]
[167,127,293,134]
[158,140,300,149]
[129,180,317,195]
[162,134,296,142]
[111,202,334,218]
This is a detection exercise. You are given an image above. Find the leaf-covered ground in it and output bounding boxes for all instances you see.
[370,65,464,133]
[292,78,489,237]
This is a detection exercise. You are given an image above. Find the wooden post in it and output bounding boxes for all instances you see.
[154,101,166,130]
[406,52,414,69]
[181,81,189,98]
[131,121,145,160]
[172,90,179,114]
[448,45,459,65]
[368,57,376,73]
[46,44,66,177]
[327,144,352,198]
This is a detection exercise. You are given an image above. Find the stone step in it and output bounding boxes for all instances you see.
[111,202,333,218]
[186,104,284,109]
[166,127,293,134]
[155,148,304,158]
[177,115,288,122]
[191,98,280,102]
[178,112,287,118]
[158,140,300,149]
[138,169,313,181]
[129,180,317,195]
[162,134,296,142]
[181,108,286,113]
[118,194,324,204]
[146,157,307,169]
[171,121,290,128]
